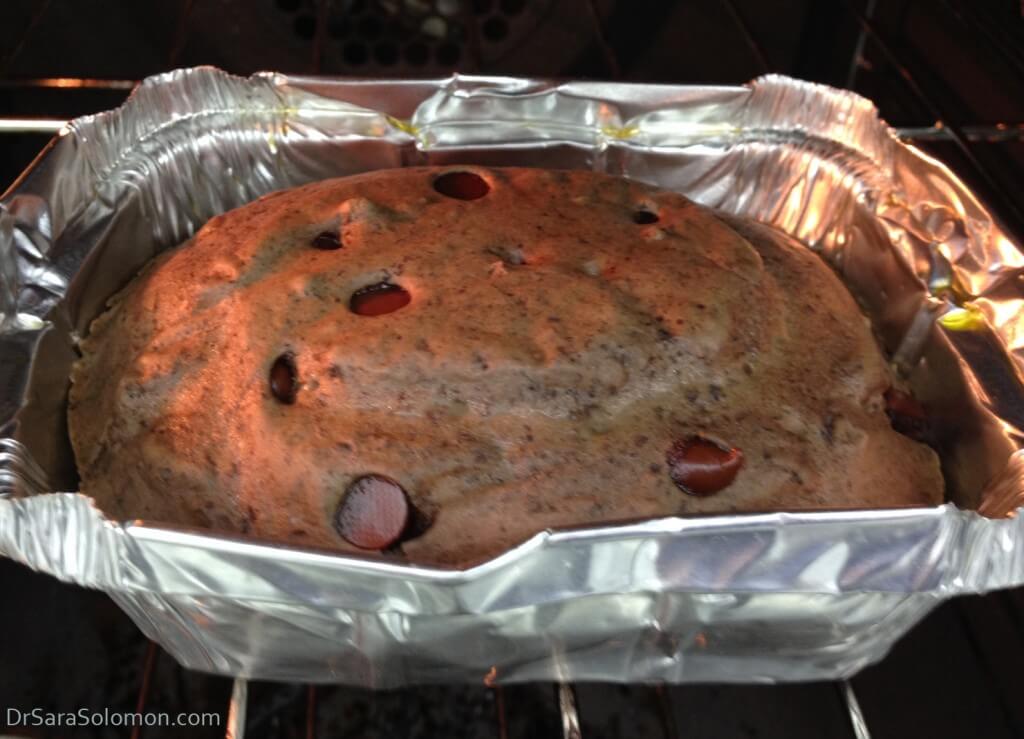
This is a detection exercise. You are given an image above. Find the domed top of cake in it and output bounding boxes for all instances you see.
[68,167,943,566]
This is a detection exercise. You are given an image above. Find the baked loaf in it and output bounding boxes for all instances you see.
[68,167,943,566]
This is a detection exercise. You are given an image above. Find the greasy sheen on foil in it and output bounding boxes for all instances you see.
[3,68,1024,687]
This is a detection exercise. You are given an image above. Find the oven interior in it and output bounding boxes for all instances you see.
[2,1,1024,737]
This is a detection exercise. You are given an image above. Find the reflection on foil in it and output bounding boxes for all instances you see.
[2,69,1024,686]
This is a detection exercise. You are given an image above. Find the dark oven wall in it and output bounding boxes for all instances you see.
[2,2,1024,739]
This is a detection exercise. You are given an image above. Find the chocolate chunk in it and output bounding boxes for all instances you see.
[666,436,744,497]
[884,388,933,444]
[349,282,411,316]
[334,475,410,550]
[269,353,298,404]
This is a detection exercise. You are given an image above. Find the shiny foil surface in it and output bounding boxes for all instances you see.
[2,68,1024,686]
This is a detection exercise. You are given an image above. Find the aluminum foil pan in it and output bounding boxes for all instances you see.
[2,67,1024,687]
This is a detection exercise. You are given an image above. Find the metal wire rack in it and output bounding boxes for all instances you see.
[118,643,873,739]
[2,1,1024,738]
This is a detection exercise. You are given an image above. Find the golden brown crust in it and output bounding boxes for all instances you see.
[68,167,943,566]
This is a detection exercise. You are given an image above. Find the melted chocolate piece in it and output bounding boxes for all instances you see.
[311,230,342,250]
[632,209,659,225]
[433,171,490,200]
[884,388,933,444]
[269,353,298,404]
[350,282,411,316]
[334,475,410,550]
[666,436,743,496]
[884,388,925,420]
